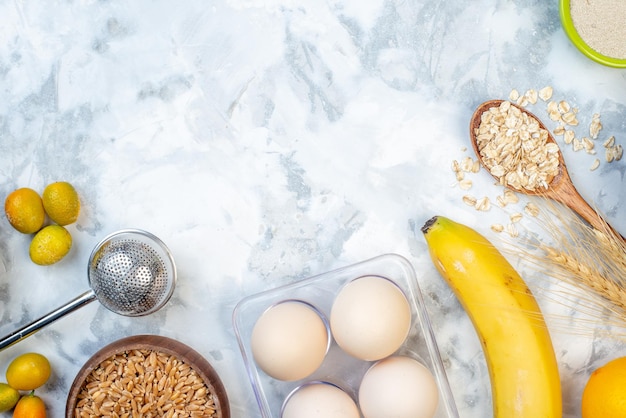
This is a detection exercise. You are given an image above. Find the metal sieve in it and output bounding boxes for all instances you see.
[0,229,177,350]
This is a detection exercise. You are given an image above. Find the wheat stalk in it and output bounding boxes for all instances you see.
[503,197,626,337]
[540,244,626,317]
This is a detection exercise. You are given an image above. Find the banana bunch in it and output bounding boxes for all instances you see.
[421,216,561,417]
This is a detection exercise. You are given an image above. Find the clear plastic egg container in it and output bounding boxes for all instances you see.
[233,253,460,418]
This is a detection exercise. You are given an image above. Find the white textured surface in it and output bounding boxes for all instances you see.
[0,1,625,417]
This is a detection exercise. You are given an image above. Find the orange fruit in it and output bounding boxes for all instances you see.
[29,225,72,266]
[41,182,80,226]
[582,356,626,417]
[12,393,46,418]
[4,188,45,234]
[0,383,20,412]
[6,353,51,391]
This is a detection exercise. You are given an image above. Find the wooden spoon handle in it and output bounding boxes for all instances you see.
[552,178,625,242]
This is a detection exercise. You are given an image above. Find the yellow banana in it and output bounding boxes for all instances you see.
[421,215,561,418]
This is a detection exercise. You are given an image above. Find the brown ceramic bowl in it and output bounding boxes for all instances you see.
[66,335,230,418]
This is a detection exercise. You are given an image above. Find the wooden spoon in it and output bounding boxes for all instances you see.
[469,99,624,241]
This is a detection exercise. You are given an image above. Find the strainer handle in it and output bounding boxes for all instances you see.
[0,290,97,351]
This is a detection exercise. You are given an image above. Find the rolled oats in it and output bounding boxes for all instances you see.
[525,89,538,105]
[553,125,566,136]
[503,189,519,204]
[573,138,584,151]
[461,156,475,172]
[582,137,595,153]
[524,202,540,217]
[475,196,491,211]
[603,136,615,148]
[614,144,624,161]
[538,86,553,101]
[463,195,477,207]
[459,179,473,190]
[459,87,621,235]
[547,101,558,114]
[562,111,579,126]
[589,113,602,139]
[548,110,562,122]
[474,101,560,191]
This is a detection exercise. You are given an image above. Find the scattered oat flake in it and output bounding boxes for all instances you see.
[562,111,578,126]
[475,196,491,211]
[553,125,565,136]
[573,138,584,151]
[524,202,540,217]
[547,101,558,113]
[459,179,473,190]
[510,213,523,223]
[558,100,571,114]
[538,86,553,101]
[516,96,528,107]
[491,224,504,233]
[549,109,562,122]
[463,195,477,206]
[606,148,615,163]
[525,89,538,104]
[503,189,519,204]
[509,89,520,101]
[603,136,615,148]
[590,158,600,171]
[590,114,602,139]
[564,130,575,144]
[461,157,474,172]
[582,137,594,151]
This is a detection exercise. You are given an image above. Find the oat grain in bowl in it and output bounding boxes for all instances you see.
[74,348,217,417]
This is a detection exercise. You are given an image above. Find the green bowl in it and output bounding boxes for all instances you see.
[559,0,626,68]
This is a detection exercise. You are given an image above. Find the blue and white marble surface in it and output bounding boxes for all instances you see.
[0,1,625,417]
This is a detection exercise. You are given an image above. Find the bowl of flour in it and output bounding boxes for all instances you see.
[560,0,626,68]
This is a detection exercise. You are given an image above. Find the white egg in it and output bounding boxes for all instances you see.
[358,355,439,418]
[282,382,360,418]
[251,300,329,381]
[330,275,411,361]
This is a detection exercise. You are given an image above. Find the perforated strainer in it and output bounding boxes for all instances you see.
[0,229,176,350]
